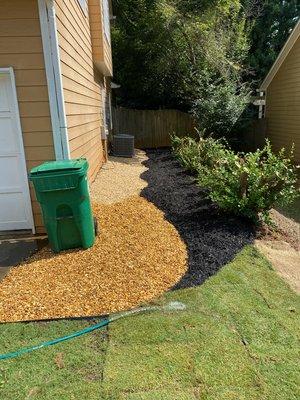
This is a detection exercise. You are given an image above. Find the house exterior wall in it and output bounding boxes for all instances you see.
[265,36,300,163]
[55,0,106,182]
[89,0,113,76]
[0,0,55,232]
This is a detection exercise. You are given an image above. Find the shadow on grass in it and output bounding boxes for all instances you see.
[140,149,255,289]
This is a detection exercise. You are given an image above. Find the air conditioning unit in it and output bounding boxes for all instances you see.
[113,134,135,158]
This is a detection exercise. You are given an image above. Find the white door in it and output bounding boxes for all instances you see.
[0,68,34,232]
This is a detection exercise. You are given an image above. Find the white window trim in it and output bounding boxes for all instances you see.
[108,91,113,130]
[38,0,70,160]
[102,0,111,43]
[102,87,113,137]
[102,88,108,138]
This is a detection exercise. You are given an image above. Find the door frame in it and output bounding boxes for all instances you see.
[0,67,35,233]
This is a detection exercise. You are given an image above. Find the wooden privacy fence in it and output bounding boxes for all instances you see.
[240,119,267,152]
[112,107,196,148]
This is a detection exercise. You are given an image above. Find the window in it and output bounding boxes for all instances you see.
[102,88,112,135]
[102,0,111,43]
[78,0,88,16]
[106,91,113,130]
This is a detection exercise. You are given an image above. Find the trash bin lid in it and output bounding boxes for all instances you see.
[30,158,88,176]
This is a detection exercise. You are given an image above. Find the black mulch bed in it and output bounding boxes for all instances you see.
[140,149,255,289]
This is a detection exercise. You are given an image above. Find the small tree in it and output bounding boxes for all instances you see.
[192,77,250,137]
[112,0,252,126]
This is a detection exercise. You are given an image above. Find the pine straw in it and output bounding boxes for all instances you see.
[0,197,187,323]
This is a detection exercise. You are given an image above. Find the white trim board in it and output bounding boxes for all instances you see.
[260,19,300,91]
[0,68,35,233]
[38,0,70,160]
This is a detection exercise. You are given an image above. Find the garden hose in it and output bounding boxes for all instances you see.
[0,302,186,361]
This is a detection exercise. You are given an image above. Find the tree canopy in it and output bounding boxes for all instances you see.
[246,0,300,82]
[111,0,299,135]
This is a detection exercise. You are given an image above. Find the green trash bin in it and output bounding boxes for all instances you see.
[30,158,96,253]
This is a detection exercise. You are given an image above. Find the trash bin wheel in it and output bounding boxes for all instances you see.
[93,217,99,237]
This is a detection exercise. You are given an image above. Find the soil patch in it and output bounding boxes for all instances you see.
[140,150,254,289]
[0,197,187,323]
[256,209,300,293]
[257,209,299,250]
[256,240,300,294]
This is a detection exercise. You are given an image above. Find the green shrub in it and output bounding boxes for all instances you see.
[171,135,200,173]
[171,134,227,173]
[172,135,299,224]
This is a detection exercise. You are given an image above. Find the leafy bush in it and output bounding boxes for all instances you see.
[171,134,227,173]
[172,135,299,223]
[171,135,201,173]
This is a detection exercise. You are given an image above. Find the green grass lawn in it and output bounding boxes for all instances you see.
[0,246,299,400]
[0,319,108,400]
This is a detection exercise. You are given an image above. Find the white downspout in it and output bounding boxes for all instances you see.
[38,0,70,160]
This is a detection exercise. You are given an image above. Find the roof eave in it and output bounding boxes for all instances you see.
[259,19,300,91]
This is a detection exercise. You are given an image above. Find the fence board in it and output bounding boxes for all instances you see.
[241,119,267,152]
[112,107,196,148]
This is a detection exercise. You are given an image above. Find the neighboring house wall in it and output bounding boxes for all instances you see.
[55,0,106,181]
[0,0,55,232]
[265,37,300,163]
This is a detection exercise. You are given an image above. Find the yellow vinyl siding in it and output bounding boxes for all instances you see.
[55,0,105,181]
[0,0,55,233]
[89,0,113,76]
[266,37,300,163]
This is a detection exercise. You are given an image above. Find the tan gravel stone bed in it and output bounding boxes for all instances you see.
[91,150,148,204]
[0,197,187,323]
